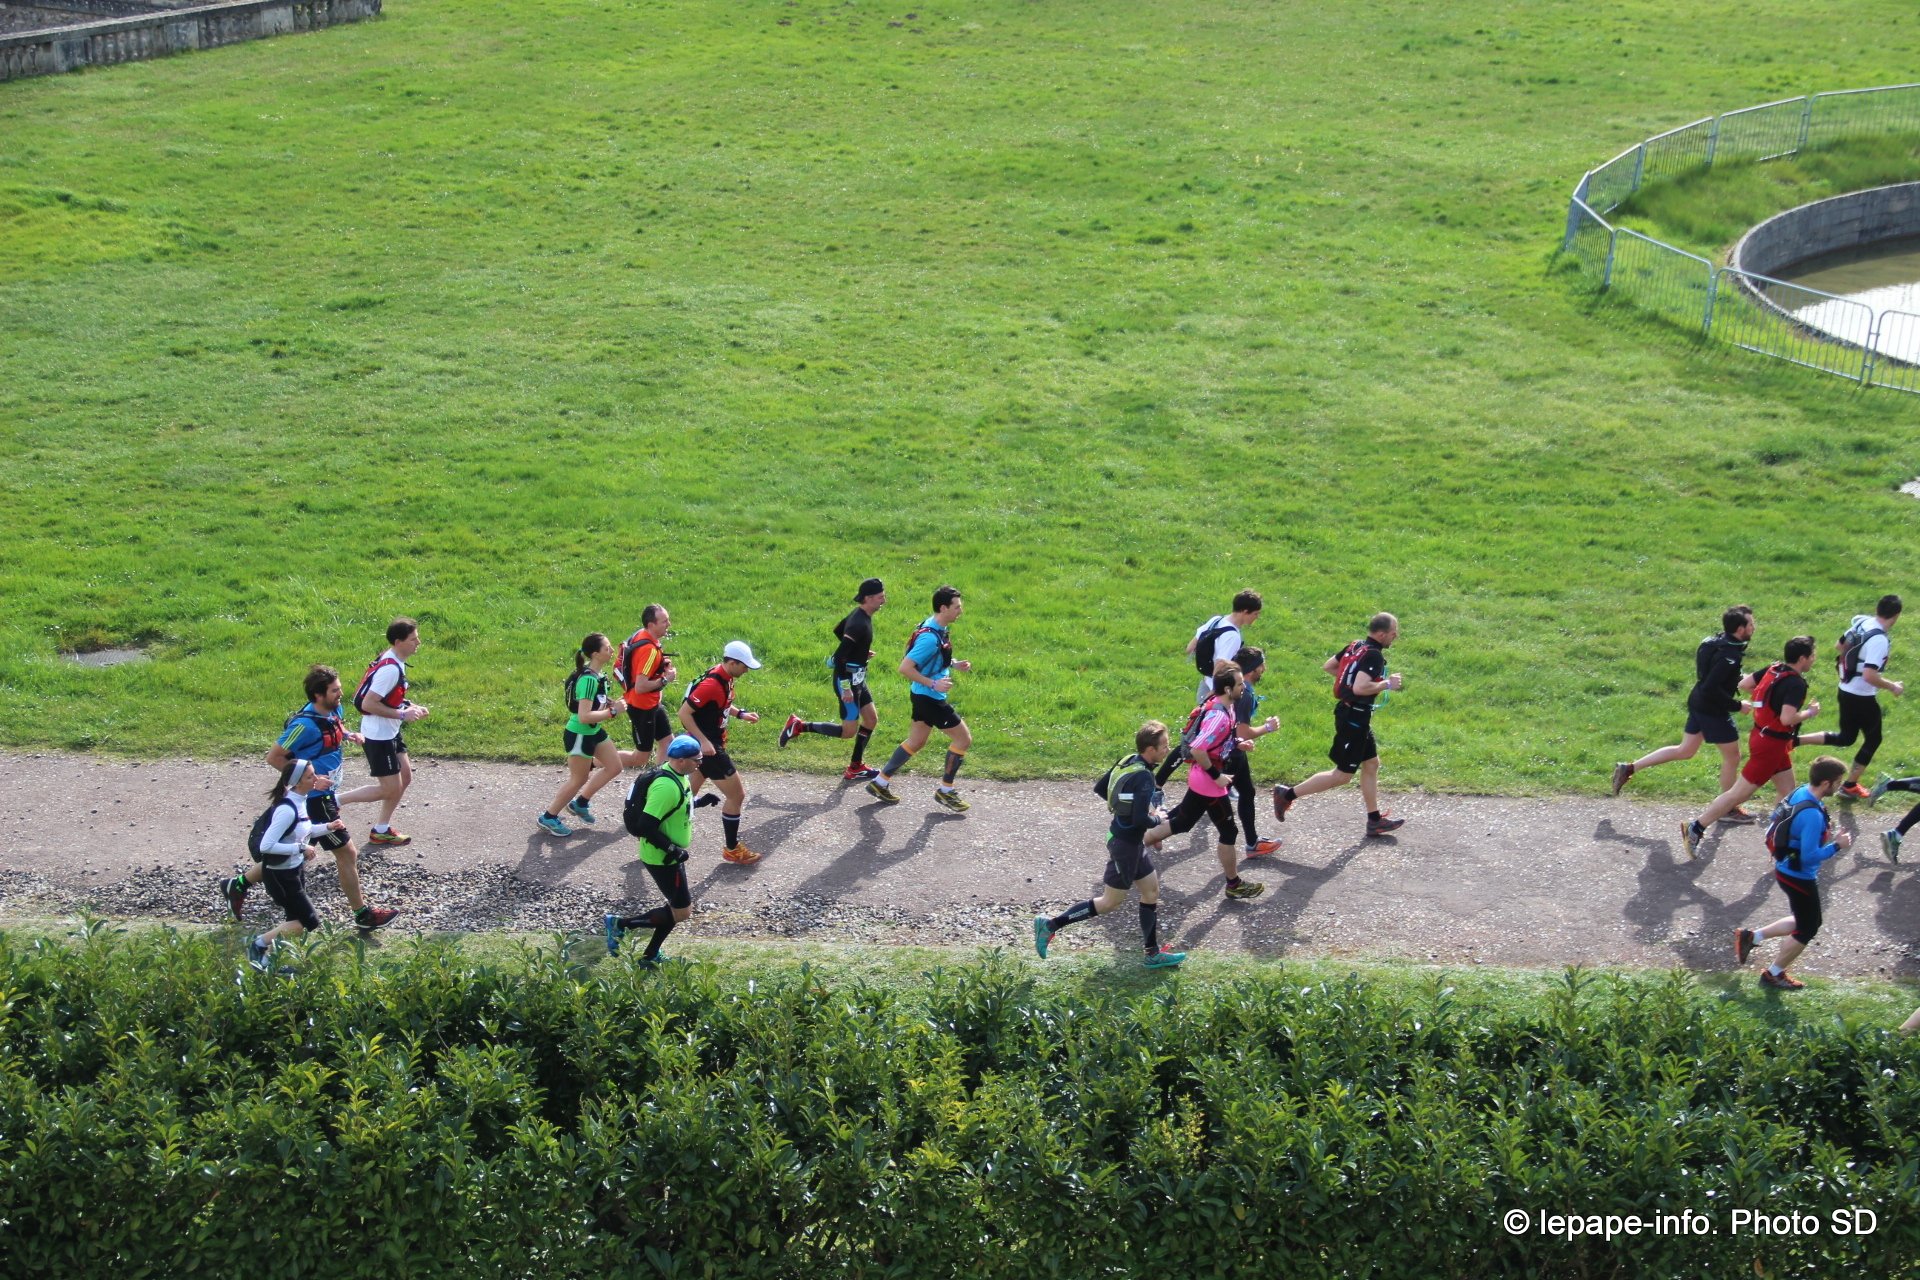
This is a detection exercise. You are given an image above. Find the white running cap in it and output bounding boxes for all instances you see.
[723,640,761,669]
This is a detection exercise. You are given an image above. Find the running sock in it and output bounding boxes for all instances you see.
[1898,805,1920,836]
[805,722,839,736]
[644,919,676,960]
[1139,902,1159,952]
[851,729,871,765]
[1367,811,1381,823]
[881,745,914,777]
[373,824,391,834]
[1768,964,1785,977]
[1689,820,1707,838]
[722,814,741,847]
[942,750,966,785]
[1225,876,1243,889]
[1049,900,1098,930]
[618,907,674,931]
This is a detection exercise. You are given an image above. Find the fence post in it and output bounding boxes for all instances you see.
[1862,316,1880,386]
[1602,228,1618,290]
[1796,96,1813,153]
[1702,266,1719,335]
[1563,184,1588,252]
[1705,115,1719,168]
[1630,143,1646,195]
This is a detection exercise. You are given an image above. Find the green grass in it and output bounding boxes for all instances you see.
[4,1,1920,795]
[1616,134,1920,259]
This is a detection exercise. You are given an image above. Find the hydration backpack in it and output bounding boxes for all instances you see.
[1094,754,1156,828]
[353,654,405,714]
[618,630,660,692]
[247,795,302,863]
[1762,795,1825,872]
[1332,640,1371,702]
[563,669,604,714]
[1837,620,1887,684]
[906,625,954,680]
[623,767,689,835]
[1192,616,1234,676]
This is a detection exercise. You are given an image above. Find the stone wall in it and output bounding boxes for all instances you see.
[1733,183,1920,278]
[0,0,378,80]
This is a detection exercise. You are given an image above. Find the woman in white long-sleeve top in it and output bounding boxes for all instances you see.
[246,759,343,971]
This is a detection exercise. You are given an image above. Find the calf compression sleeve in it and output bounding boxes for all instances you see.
[943,750,966,785]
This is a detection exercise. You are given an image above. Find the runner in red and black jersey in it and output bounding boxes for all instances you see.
[1272,612,1407,839]
[780,578,886,781]
[1682,635,1823,859]
[678,641,765,865]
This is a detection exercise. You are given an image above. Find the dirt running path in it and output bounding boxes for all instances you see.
[2,751,1917,978]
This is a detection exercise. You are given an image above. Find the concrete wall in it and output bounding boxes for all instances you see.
[1733,183,1920,278]
[0,0,378,80]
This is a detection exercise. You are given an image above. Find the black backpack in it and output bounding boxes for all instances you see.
[1763,795,1825,872]
[623,767,689,837]
[1836,620,1887,684]
[247,796,301,863]
[1193,616,1234,675]
[563,669,604,714]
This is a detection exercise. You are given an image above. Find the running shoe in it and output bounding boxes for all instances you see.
[779,714,804,749]
[1223,879,1265,900]
[1883,828,1903,864]
[865,778,900,805]
[1271,784,1296,822]
[638,952,672,970]
[368,829,412,847]
[842,764,878,783]
[1245,838,1282,857]
[1033,916,1054,959]
[932,787,970,813]
[1143,945,1186,969]
[1679,821,1702,860]
[537,812,571,837]
[354,905,399,931]
[722,844,763,865]
[1734,928,1756,966]
[246,935,272,972]
[1840,782,1872,801]
[604,913,624,957]
[1365,814,1406,838]
[567,797,597,824]
[1721,807,1758,825]
[1868,773,1894,806]
[1609,762,1633,797]
[1759,969,1805,991]
[222,874,249,921]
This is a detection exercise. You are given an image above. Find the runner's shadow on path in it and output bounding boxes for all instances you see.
[781,804,968,900]
[514,822,628,886]
[1135,828,1370,956]
[745,782,854,857]
[1609,818,1780,969]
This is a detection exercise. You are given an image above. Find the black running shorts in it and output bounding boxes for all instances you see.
[1166,787,1238,847]
[304,792,350,852]
[834,668,875,720]
[262,865,321,932]
[363,735,407,778]
[1683,710,1740,746]
[628,706,673,753]
[1103,835,1155,892]
[1776,871,1822,943]
[696,750,737,783]
[564,728,609,758]
[646,860,692,910]
[1329,707,1377,774]
[910,693,962,731]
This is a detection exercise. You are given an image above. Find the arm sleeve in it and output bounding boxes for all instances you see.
[1122,774,1155,828]
[1791,808,1838,869]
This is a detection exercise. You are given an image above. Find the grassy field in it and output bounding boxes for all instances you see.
[3,1,1920,794]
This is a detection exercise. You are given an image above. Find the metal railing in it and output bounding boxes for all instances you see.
[1561,85,1920,392]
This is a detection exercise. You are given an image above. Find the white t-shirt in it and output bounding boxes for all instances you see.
[1194,617,1243,705]
[358,649,408,741]
[1839,616,1891,698]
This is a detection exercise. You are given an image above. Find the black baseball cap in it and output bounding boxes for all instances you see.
[855,577,885,602]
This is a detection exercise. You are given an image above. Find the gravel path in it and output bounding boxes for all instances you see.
[3,750,1917,978]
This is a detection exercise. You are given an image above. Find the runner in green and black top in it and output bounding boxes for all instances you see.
[780,578,886,781]
[1033,720,1187,968]
[605,734,702,967]
[537,633,627,836]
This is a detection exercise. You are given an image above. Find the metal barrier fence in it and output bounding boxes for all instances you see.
[1561,84,1920,392]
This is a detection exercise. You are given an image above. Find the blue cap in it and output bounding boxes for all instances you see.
[666,734,701,760]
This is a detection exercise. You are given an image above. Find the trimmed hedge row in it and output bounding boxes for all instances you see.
[1,927,1917,1277]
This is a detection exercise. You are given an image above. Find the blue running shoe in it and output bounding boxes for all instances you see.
[604,913,623,957]
[538,812,571,837]
[246,935,272,972]
[568,797,596,824]
[1033,915,1054,959]
[1143,946,1186,969]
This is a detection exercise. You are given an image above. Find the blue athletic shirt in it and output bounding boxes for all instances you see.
[1775,784,1839,881]
[277,703,345,778]
[905,618,952,701]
